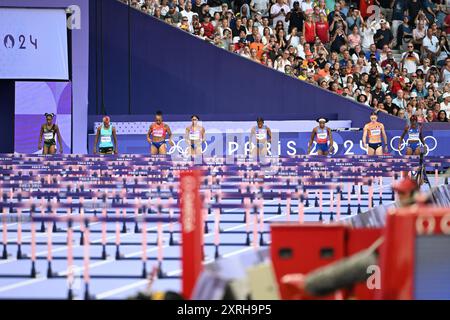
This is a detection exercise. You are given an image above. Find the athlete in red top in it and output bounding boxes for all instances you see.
[147,111,174,155]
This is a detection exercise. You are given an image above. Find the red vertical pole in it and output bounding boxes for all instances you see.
[180,170,203,300]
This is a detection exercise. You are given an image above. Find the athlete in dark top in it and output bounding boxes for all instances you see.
[38,113,63,155]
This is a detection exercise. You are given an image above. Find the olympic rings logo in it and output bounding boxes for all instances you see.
[390,136,437,156]
[168,138,209,156]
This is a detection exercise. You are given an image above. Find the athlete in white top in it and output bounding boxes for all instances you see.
[185,115,206,156]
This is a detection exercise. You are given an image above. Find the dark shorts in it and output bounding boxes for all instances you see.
[152,141,166,149]
[368,142,382,151]
[316,143,329,152]
[44,140,56,147]
[99,147,114,154]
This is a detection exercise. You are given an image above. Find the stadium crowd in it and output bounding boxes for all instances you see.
[120,0,450,123]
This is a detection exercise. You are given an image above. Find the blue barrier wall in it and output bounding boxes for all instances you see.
[0,81,15,153]
[89,0,407,129]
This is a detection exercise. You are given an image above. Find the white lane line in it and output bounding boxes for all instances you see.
[0,278,46,294]
[20,222,102,242]
[95,280,148,300]
[96,246,258,299]
[0,184,390,296]
[95,184,391,299]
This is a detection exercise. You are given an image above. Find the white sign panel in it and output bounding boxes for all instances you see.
[0,8,69,80]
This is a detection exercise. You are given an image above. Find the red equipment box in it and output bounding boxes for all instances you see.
[346,228,383,300]
[378,207,450,300]
[270,223,346,300]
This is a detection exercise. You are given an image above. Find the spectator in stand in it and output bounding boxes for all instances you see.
[374,19,394,49]
[121,0,450,125]
[270,0,290,30]
[154,6,163,19]
[379,45,391,62]
[359,0,373,19]
[384,94,399,114]
[252,0,269,17]
[287,2,304,34]
[181,2,196,24]
[422,28,440,64]
[314,13,329,44]
[231,17,247,37]
[303,14,316,45]
[441,92,450,118]
[396,15,413,51]
[192,0,203,15]
[444,6,450,33]
[412,19,427,51]
[201,13,215,39]
[436,36,450,67]
[286,27,300,47]
[412,79,428,99]
[361,20,376,51]
[393,89,407,109]
[207,0,222,15]
[425,108,435,122]
[365,44,381,61]
[377,0,394,21]
[318,0,330,16]
[437,110,449,122]
[246,25,259,42]
[392,0,408,46]
[381,51,398,69]
[347,25,361,51]
[345,7,361,32]
[180,15,193,31]
[330,26,347,53]
[441,58,450,83]
[250,33,265,58]
[401,43,421,74]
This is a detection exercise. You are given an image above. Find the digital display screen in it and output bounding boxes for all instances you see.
[0,8,69,80]
[414,235,450,300]
[14,82,72,153]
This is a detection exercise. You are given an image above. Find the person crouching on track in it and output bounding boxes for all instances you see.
[94,116,118,155]
[362,112,388,155]
[308,117,334,155]
[38,113,63,155]
[147,111,174,155]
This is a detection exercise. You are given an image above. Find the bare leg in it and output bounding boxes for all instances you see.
[151,145,159,155]
[194,145,202,156]
[48,145,56,155]
[406,147,413,156]
[259,146,267,157]
[43,145,49,155]
[367,147,375,156]
[375,146,383,155]
[251,144,257,158]
[413,147,421,155]
[159,144,167,155]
